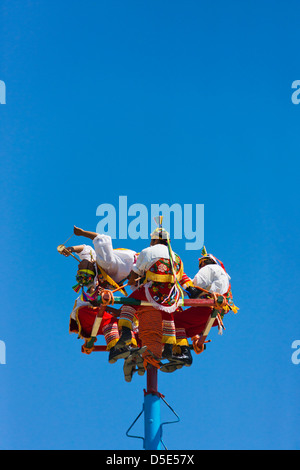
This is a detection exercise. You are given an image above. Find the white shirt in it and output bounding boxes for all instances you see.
[78,245,97,262]
[78,234,136,284]
[133,244,175,277]
[193,264,230,295]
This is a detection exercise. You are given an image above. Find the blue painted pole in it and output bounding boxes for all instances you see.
[144,366,161,450]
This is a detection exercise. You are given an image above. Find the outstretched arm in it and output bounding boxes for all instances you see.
[60,245,85,257]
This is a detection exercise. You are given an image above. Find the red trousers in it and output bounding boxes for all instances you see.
[76,307,117,337]
[174,306,219,338]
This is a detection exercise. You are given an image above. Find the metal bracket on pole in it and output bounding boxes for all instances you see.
[159,395,180,450]
[125,408,145,445]
[125,394,181,450]
[125,366,180,450]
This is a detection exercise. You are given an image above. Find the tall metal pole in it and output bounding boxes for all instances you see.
[144,366,161,450]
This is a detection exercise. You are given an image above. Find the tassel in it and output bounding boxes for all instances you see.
[217,313,225,335]
[72,283,81,293]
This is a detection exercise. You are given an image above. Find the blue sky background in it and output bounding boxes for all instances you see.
[0,0,299,450]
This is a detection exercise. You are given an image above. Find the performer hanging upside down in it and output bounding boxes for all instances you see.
[193,248,231,295]
[114,223,194,369]
[60,226,139,363]
[69,259,135,362]
[174,247,238,355]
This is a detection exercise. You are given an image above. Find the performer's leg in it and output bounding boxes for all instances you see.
[115,305,138,350]
[174,307,214,338]
[96,312,132,363]
[161,314,176,360]
[102,318,119,351]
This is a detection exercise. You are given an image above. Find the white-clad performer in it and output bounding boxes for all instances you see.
[61,226,137,285]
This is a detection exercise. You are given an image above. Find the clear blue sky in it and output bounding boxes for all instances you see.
[0,0,299,450]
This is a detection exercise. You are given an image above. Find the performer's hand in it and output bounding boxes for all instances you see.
[74,225,84,236]
[62,248,70,257]
[61,246,73,257]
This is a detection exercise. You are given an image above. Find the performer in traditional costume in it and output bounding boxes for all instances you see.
[62,225,138,286]
[60,226,139,362]
[114,222,194,368]
[193,250,230,294]
[174,247,238,357]
[68,260,135,362]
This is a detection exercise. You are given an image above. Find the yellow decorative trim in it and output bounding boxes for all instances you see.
[230,304,239,314]
[146,272,176,283]
[78,269,95,276]
[145,259,184,284]
[106,338,119,351]
[97,264,127,296]
[118,318,133,330]
[176,338,189,347]
[162,335,176,345]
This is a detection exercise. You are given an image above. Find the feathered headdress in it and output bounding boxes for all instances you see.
[198,245,218,265]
